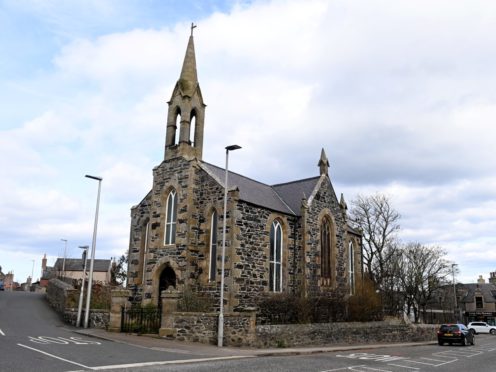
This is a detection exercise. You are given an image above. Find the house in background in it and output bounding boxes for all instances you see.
[53,258,112,284]
[422,274,496,325]
[459,275,496,325]
[0,267,15,291]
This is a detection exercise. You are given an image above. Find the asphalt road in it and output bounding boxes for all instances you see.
[110,336,496,371]
[0,291,233,371]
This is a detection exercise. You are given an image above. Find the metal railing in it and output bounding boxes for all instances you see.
[121,307,161,334]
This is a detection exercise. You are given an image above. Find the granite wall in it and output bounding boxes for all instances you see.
[46,278,109,329]
[255,321,437,348]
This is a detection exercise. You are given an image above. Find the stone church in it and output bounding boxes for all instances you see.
[127,33,362,312]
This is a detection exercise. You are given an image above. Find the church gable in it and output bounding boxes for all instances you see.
[303,175,349,296]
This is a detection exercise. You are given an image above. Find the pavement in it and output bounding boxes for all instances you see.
[73,328,436,359]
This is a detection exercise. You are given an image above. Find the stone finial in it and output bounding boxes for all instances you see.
[301,192,308,209]
[340,193,348,210]
[318,148,330,176]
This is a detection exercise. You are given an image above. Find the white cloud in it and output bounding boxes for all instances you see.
[1,0,496,285]
[54,30,177,84]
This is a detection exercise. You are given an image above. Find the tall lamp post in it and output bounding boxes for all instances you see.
[31,259,35,283]
[452,263,458,321]
[84,174,102,329]
[76,245,89,327]
[218,144,241,347]
[61,238,68,277]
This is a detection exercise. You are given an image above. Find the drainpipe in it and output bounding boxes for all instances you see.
[292,216,298,294]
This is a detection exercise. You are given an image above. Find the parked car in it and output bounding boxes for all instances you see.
[437,323,475,346]
[468,322,496,335]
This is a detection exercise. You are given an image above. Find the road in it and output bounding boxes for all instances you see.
[113,337,496,371]
[2,291,496,371]
[0,291,242,371]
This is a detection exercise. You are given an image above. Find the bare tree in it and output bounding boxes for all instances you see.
[381,248,404,316]
[110,254,128,286]
[398,243,452,323]
[349,193,401,289]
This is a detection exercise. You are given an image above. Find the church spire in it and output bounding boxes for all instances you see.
[318,148,330,176]
[164,25,206,161]
[178,25,198,97]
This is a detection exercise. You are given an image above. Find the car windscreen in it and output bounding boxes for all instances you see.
[440,325,459,332]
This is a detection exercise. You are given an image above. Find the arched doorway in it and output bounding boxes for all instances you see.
[158,265,176,308]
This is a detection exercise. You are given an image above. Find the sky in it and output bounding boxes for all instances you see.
[1,0,495,285]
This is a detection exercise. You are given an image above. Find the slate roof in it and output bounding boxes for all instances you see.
[347,224,362,236]
[272,177,321,215]
[200,162,323,216]
[460,283,496,304]
[54,258,111,272]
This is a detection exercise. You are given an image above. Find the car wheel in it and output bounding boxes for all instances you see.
[461,337,467,346]
[490,329,496,335]
[438,340,444,346]
[470,329,476,335]
[471,337,475,346]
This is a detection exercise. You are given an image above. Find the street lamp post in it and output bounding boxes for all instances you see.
[452,263,458,321]
[61,239,68,277]
[84,174,102,329]
[31,259,35,283]
[76,245,89,327]
[217,144,241,348]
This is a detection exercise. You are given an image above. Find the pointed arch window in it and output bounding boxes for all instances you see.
[174,109,181,145]
[164,190,177,245]
[209,210,218,281]
[321,217,331,279]
[190,110,197,147]
[270,220,283,292]
[349,242,355,295]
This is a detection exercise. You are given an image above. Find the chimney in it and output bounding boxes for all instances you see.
[42,253,47,275]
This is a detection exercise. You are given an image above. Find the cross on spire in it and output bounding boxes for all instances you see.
[191,23,197,36]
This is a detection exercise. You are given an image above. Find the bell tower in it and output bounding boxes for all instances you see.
[164,24,206,161]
